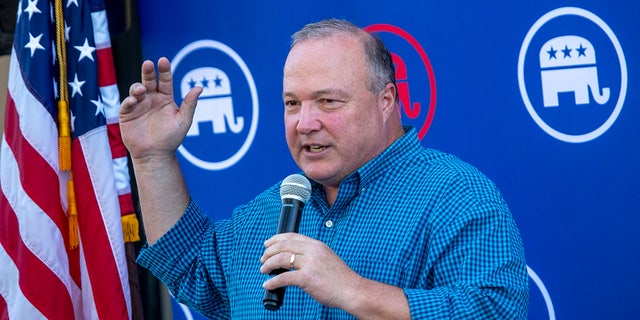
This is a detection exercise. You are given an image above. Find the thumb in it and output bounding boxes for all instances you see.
[180,86,204,123]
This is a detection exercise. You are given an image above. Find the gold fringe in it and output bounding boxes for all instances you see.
[58,101,71,170]
[121,214,141,243]
[67,179,78,249]
[54,0,70,171]
[54,0,76,248]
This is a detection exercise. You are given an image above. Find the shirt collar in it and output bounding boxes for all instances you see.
[354,126,420,191]
[305,126,420,207]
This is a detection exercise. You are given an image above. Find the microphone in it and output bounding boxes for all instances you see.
[263,174,312,311]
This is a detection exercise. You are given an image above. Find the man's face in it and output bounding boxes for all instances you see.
[282,35,391,188]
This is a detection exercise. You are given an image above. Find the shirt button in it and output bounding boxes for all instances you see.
[325,220,334,228]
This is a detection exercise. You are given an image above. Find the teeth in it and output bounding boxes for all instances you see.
[308,146,325,152]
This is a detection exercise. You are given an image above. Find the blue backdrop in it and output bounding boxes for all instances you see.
[136,0,640,319]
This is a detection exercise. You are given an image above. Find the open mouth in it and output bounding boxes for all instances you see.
[307,145,327,153]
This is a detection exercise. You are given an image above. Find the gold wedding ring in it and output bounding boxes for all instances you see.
[289,253,296,270]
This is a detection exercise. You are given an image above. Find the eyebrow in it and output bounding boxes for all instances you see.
[282,88,350,100]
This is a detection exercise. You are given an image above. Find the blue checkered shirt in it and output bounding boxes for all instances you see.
[137,127,529,319]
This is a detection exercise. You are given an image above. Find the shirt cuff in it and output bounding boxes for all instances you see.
[136,200,210,283]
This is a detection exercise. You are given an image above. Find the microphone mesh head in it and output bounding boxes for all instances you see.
[280,174,312,203]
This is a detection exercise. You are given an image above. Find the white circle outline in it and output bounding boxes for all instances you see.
[517,7,627,143]
[528,265,556,320]
[172,40,259,170]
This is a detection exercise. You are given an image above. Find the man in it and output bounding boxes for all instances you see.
[120,19,529,319]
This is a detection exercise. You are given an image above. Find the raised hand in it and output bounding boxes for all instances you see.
[119,57,203,163]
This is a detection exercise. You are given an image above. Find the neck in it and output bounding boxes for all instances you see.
[325,185,338,207]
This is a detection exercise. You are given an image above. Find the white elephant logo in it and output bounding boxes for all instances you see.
[181,67,244,136]
[539,35,610,107]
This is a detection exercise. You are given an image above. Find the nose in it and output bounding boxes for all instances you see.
[296,101,321,134]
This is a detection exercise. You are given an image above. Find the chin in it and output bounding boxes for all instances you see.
[300,168,325,183]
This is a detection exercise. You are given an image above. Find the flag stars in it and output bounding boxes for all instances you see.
[53,77,59,99]
[68,74,85,97]
[66,0,78,7]
[65,21,71,42]
[214,75,222,87]
[74,38,96,62]
[24,32,45,57]
[70,110,76,132]
[91,95,105,117]
[51,40,56,63]
[24,0,41,20]
[188,78,197,89]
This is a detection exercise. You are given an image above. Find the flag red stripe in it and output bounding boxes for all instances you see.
[0,193,75,319]
[119,194,135,215]
[96,48,116,87]
[3,94,82,286]
[72,139,128,319]
[0,293,7,319]
[3,95,67,235]
[107,123,127,158]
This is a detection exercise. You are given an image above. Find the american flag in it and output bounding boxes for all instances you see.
[0,0,136,318]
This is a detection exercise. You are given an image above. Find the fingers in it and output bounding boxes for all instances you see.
[156,57,174,95]
[262,264,303,291]
[119,83,146,115]
[261,233,307,263]
[260,250,299,274]
[139,57,175,96]
[261,250,308,292]
[180,86,203,124]
[260,233,307,273]
[140,59,158,92]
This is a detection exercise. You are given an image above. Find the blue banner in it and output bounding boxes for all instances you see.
[136,1,640,319]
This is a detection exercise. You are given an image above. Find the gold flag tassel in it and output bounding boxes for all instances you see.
[58,100,71,171]
[54,0,70,171]
[53,0,78,248]
[67,178,79,249]
[121,213,140,243]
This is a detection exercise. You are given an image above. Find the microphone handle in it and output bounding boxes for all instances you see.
[263,198,304,311]
[275,197,304,234]
[262,267,288,311]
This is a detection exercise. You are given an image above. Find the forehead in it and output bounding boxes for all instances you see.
[283,35,368,91]
[288,34,367,66]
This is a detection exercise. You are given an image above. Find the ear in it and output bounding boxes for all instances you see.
[379,83,398,119]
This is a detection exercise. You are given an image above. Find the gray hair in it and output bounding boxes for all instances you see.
[291,19,397,98]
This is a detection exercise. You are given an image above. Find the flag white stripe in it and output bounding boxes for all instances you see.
[0,135,82,310]
[91,10,110,47]
[100,83,120,121]
[78,128,132,316]
[78,239,99,319]
[0,244,47,320]
[7,50,59,171]
[113,157,131,192]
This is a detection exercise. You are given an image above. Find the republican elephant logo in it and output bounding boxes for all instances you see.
[180,67,244,136]
[539,35,610,107]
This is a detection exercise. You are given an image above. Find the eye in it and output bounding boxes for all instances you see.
[284,100,298,108]
[319,98,341,108]
[284,99,300,111]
